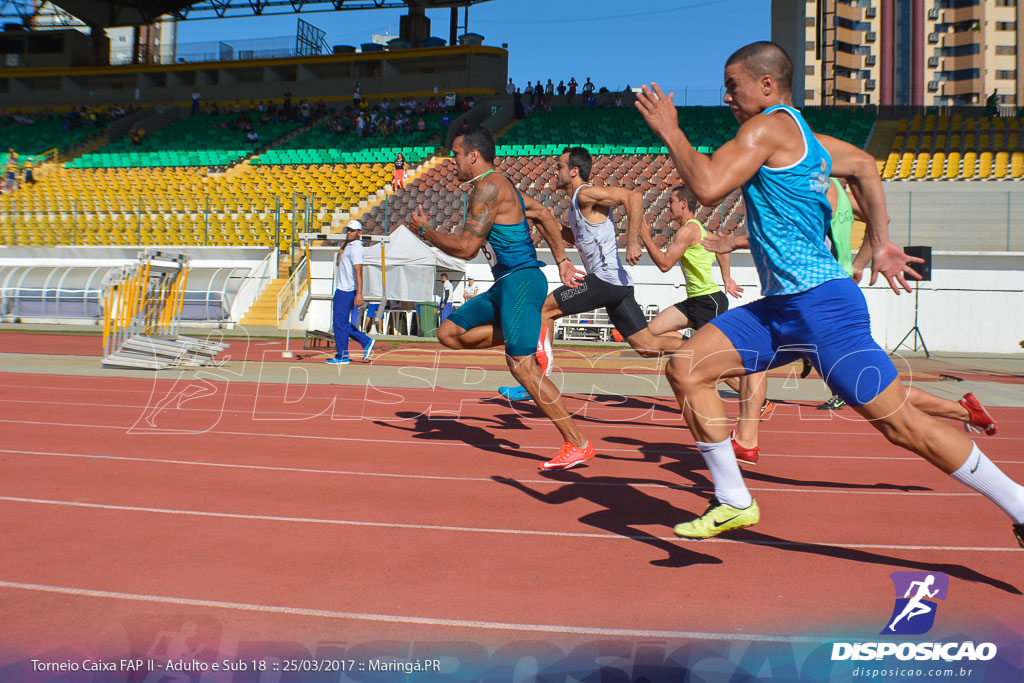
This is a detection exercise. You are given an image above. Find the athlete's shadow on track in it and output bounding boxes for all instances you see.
[603,436,931,492]
[373,411,541,462]
[492,470,722,568]
[573,393,681,416]
[720,528,1020,594]
[483,396,685,430]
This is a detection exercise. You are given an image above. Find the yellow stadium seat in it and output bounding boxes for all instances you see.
[914,153,929,179]
[962,152,977,179]
[944,152,963,179]
[1010,151,1024,178]
[898,153,914,179]
[995,152,1009,179]
[978,152,993,179]
[930,152,945,179]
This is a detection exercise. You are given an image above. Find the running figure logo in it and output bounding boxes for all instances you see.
[881,571,949,635]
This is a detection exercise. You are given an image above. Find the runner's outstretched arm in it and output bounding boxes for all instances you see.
[818,134,922,294]
[635,82,773,207]
[523,194,584,288]
[641,221,697,272]
[715,252,743,297]
[578,185,645,265]
[701,232,748,253]
[410,182,496,259]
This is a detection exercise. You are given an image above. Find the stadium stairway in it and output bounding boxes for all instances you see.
[219,115,326,176]
[343,153,449,228]
[238,258,292,326]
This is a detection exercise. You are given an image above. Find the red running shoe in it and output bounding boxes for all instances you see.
[540,441,595,470]
[536,322,553,377]
[960,393,997,436]
[731,431,759,465]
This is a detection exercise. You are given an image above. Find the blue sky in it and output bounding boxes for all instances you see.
[177,0,770,106]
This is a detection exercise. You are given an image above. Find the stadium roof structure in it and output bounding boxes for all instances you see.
[1,0,494,27]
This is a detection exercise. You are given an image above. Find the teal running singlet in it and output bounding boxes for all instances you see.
[475,170,545,281]
[740,104,849,295]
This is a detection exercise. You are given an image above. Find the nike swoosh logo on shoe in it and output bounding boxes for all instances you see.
[714,514,742,528]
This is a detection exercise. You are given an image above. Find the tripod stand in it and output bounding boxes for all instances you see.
[890,280,929,358]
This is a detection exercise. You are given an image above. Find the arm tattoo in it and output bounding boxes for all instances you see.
[463,182,499,240]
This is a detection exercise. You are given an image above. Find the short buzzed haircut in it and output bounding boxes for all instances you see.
[562,146,592,182]
[726,41,793,94]
[671,184,699,211]
[456,125,495,163]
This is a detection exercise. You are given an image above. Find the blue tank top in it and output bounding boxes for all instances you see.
[478,172,545,280]
[740,104,849,295]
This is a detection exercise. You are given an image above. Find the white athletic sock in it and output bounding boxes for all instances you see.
[949,443,1024,524]
[696,437,752,509]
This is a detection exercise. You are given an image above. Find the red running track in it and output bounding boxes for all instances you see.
[0,369,1021,665]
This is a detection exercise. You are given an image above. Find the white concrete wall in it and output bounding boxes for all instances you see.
[458,249,1024,355]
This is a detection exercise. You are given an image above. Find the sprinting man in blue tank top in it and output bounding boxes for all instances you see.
[410,125,597,471]
[634,42,1024,548]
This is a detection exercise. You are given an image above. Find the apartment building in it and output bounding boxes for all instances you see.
[774,0,1024,106]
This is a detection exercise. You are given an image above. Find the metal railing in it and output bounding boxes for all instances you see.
[276,251,310,325]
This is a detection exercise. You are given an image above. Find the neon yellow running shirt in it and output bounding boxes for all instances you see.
[829,178,854,277]
[679,219,720,298]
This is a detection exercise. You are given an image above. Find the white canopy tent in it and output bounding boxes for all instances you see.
[360,224,467,302]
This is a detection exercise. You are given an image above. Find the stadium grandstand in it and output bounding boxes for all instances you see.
[0,0,1022,351]
[1,4,1023,680]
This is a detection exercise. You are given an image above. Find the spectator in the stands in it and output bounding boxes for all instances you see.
[440,111,452,140]
[986,89,1000,117]
[4,148,18,194]
[394,152,406,189]
[567,76,578,103]
[246,129,259,144]
[557,80,566,97]
[506,78,516,95]
[191,87,201,114]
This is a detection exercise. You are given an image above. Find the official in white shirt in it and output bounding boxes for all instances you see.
[327,220,374,364]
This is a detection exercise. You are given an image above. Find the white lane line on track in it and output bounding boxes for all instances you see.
[0,495,1017,552]
[0,579,839,644]
[7,407,1019,447]
[0,417,1021,459]
[0,448,995,495]
[3,381,1023,429]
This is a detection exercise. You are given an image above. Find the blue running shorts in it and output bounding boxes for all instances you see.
[709,277,899,407]
[447,266,546,357]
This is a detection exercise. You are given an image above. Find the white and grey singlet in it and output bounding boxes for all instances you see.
[568,183,633,287]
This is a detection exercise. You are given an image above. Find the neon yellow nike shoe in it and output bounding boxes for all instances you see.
[673,497,760,539]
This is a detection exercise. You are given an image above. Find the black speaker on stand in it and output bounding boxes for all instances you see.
[891,246,932,358]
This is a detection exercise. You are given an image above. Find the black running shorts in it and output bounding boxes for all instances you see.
[553,272,648,339]
[672,290,729,330]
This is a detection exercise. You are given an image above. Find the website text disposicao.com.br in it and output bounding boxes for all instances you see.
[850,665,978,679]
